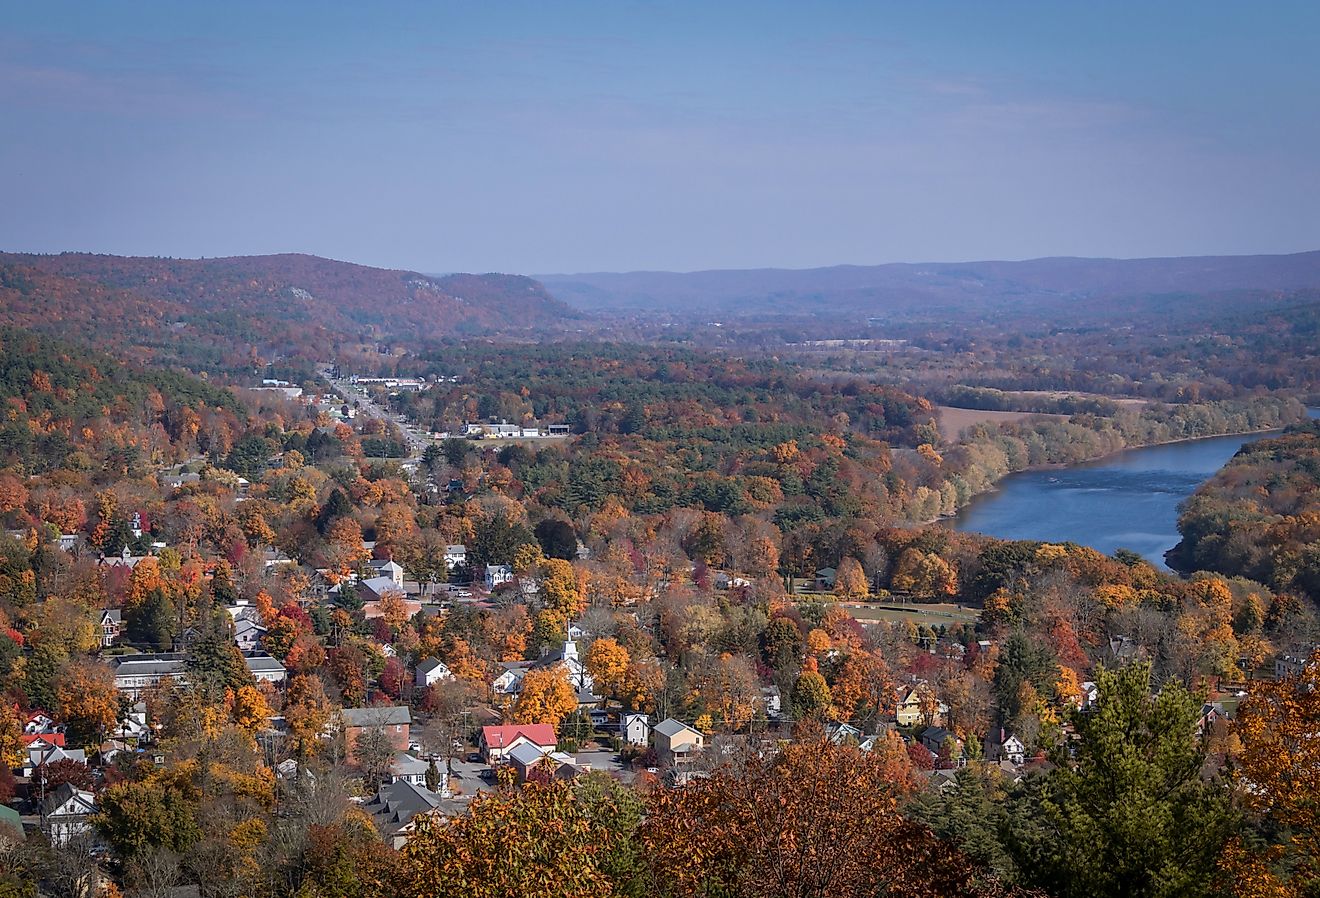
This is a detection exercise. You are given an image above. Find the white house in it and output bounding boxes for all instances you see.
[444,545,467,570]
[370,559,406,588]
[491,660,533,698]
[415,657,453,689]
[234,618,268,652]
[484,564,513,589]
[24,743,86,778]
[40,784,96,846]
[533,637,594,695]
[621,713,650,746]
[999,733,1026,766]
[389,752,436,788]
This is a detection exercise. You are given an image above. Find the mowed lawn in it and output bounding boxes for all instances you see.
[842,602,980,626]
[792,594,980,627]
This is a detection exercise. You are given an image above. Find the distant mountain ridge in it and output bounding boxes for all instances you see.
[0,252,577,371]
[538,250,1320,318]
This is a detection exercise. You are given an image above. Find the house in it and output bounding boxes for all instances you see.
[1276,648,1318,679]
[362,595,422,622]
[653,718,705,767]
[415,657,453,689]
[224,601,263,624]
[245,653,288,686]
[621,713,650,746]
[97,609,122,647]
[24,742,87,777]
[101,546,150,570]
[484,564,513,589]
[713,571,750,590]
[109,651,285,696]
[444,545,467,570]
[994,732,1026,766]
[761,685,782,719]
[342,706,412,761]
[1108,636,1144,664]
[362,779,449,849]
[162,472,201,490]
[507,741,583,783]
[1079,681,1100,710]
[858,726,899,754]
[40,783,96,846]
[507,741,551,781]
[814,568,837,591]
[924,768,961,793]
[480,723,557,764]
[24,711,57,735]
[919,726,964,767]
[234,618,267,652]
[826,722,865,745]
[491,661,534,699]
[895,686,948,728]
[109,653,189,697]
[389,752,436,788]
[358,576,405,604]
[261,547,296,569]
[533,637,595,696]
[1198,701,1237,736]
[369,559,406,588]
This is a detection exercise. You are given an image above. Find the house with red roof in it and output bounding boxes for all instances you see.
[479,723,557,763]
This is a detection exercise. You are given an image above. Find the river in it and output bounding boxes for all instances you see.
[951,411,1319,569]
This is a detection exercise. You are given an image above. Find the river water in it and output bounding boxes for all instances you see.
[951,413,1318,568]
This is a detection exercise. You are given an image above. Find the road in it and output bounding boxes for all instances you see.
[322,369,434,461]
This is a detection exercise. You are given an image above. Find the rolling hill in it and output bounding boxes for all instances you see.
[539,250,1320,323]
[0,252,578,372]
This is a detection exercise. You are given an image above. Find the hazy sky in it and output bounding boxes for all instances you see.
[2,2,1318,273]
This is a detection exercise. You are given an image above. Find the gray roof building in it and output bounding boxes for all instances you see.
[342,706,412,728]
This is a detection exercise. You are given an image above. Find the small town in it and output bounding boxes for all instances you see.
[4,3,1320,897]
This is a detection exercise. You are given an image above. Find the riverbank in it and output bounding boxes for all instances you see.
[902,396,1309,524]
[945,427,1308,567]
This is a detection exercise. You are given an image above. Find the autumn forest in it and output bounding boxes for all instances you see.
[0,249,1318,898]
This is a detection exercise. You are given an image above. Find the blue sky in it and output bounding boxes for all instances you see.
[2,1,1318,273]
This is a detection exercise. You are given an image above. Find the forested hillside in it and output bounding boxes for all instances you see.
[0,327,243,475]
[0,253,577,372]
[1171,419,1320,601]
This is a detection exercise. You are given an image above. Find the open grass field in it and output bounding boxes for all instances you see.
[935,405,1064,439]
[791,591,981,627]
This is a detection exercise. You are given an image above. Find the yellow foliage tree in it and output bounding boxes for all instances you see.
[584,637,631,698]
[56,661,120,745]
[512,665,577,729]
[541,559,585,618]
[833,556,869,599]
[230,685,274,736]
[513,542,546,575]
[0,701,23,768]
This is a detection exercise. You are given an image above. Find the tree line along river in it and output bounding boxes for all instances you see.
[951,409,1320,569]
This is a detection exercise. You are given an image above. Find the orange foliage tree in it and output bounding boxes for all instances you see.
[640,732,1014,897]
[585,637,631,698]
[512,665,577,728]
[1231,650,1320,894]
